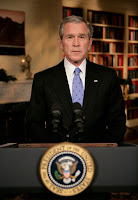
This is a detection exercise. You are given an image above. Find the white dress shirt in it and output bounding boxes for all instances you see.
[64,57,86,96]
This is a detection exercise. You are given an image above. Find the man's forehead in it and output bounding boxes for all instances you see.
[63,22,89,34]
[64,21,86,28]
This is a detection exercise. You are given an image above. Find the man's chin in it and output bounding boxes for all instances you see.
[70,59,84,66]
[70,56,83,63]
[66,56,84,65]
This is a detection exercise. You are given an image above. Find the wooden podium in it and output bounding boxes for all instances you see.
[0,142,137,194]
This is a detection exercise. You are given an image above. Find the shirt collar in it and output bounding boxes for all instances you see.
[64,57,86,76]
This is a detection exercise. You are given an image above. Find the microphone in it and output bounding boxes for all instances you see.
[73,102,84,134]
[51,104,62,133]
[50,103,68,142]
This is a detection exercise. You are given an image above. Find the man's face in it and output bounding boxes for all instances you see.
[58,22,92,67]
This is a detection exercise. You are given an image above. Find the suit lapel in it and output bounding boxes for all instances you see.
[51,61,73,121]
[83,60,100,115]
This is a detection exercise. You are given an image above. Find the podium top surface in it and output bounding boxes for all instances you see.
[0,142,137,148]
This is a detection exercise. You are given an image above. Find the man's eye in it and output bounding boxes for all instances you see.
[80,36,85,39]
[67,36,72,39]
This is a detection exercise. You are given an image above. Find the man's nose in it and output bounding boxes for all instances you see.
[73,37,80,46]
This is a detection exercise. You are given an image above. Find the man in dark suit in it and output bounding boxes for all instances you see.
[26,15,126,143]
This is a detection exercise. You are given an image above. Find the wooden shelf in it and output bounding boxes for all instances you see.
[91,23,124,28]
[128,41,138,44]
[128,27,138,30]
[92,38,124,42]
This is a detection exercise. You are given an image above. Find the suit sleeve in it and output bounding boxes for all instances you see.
[105,70,126,143]
[26,74,48,142]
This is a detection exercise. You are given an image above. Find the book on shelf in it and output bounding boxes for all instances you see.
[127,98,138,119]
[93,26,103,38]
[128,56,138,66]
[129,16,138,28]
[129,30,138,41]
[127,109,138,119]
[116,42,124,53]
[132,80,138,93]
[128,69,138,79]
[88,54,97,63]
[63,7,83,18]
[129,84,136,93]
[117,55,123,66]
[128,43,138,53]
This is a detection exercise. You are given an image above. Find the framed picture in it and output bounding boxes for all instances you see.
[0,9,25,55]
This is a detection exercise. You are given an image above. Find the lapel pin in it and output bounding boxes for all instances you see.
[94,80,98,82]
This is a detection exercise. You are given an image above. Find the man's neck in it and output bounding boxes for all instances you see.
[66,57,85,67]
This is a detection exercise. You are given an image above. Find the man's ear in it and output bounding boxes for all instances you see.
[58,38,63,50]
[88,38,93,51]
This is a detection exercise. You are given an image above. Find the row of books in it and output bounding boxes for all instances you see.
[88,54,123,67]
[90,41,109,52]
[127,107,138,119]
[105,27,124,40]
[87,10,124,26]
[127,98,138,119]
[93,26,124,40]
[128,70,138,79]
[92,26,102,38]
[128,56,138,66]
[131,80,138,93]
[116,70,123,79]
[63,8,83,18]
[90,41,124,53]
[129,30,138,41]
[129,16,138,28]
[128,44,138,53]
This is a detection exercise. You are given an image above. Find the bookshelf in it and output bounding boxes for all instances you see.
[128,15,138,93]
[86,10,138,124]
[87,10,125,79]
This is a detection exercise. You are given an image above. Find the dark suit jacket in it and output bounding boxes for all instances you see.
[26,59,126,143]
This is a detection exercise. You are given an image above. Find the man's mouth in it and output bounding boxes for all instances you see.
[72,50,81,53]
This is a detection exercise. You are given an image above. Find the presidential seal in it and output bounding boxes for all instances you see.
[40,142,95,196]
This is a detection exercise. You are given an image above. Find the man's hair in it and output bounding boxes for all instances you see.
[58,15,93,40]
